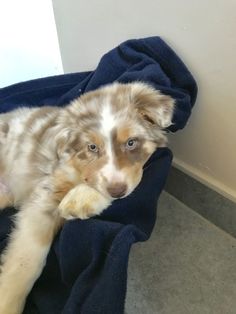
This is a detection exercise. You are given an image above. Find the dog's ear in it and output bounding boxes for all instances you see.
[129,83,175,128]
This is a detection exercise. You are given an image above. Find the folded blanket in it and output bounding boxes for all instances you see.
[0,37,197,314]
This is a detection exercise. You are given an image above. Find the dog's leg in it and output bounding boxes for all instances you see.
[58,184,111,220]
[0,185,61,314]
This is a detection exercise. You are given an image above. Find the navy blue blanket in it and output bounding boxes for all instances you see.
[0,37,197,314]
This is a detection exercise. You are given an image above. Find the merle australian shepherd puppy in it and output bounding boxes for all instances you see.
[0,82,174,314]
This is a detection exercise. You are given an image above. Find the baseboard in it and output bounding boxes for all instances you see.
[165,164,236,238]
[173,158,236,203]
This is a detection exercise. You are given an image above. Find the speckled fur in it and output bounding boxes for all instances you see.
[0,82,174,314]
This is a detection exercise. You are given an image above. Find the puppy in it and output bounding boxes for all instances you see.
[0,82,174,314]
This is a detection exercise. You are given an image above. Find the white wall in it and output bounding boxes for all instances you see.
[52,0,236,202]
[0,0,63,88]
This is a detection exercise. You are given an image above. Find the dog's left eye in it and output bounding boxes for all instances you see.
[88,143,99,153]
[126,138,138,150]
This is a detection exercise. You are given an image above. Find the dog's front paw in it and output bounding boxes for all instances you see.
[58,184,111,220]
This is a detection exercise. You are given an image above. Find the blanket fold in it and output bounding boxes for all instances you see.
[0,36,197,314]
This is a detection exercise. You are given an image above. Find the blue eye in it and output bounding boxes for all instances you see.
[126,138,138,150]
[88,144,99,152]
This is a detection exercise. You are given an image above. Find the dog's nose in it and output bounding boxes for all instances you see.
[107,183,127,198]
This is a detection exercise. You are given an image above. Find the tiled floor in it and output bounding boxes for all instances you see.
[125,192,236,314]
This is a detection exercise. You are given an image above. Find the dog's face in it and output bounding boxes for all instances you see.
[57,82,174,200]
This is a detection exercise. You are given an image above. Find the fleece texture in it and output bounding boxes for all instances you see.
[0,37,197,314]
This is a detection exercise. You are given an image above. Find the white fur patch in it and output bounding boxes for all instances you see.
[156,106,173,128]
[100,134,125,183]
[100,159,125,183]
[99,103,125,183]
[100,103,116,136]
[8,108,35,137]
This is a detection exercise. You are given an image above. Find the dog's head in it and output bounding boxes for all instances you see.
[56,82,174,200]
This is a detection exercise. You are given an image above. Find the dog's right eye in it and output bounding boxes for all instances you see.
[88,143,99,153]
[125,138,138,151]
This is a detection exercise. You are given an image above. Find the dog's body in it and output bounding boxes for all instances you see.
[0,82,174,314]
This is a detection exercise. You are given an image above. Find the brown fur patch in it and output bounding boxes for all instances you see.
[76,151,87,160]
[111,128,152,170]
[0,121,9,135]
[82,155,108,184]
[88,132,104,150]
[52,170,76,201]
[116,127,133,143]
